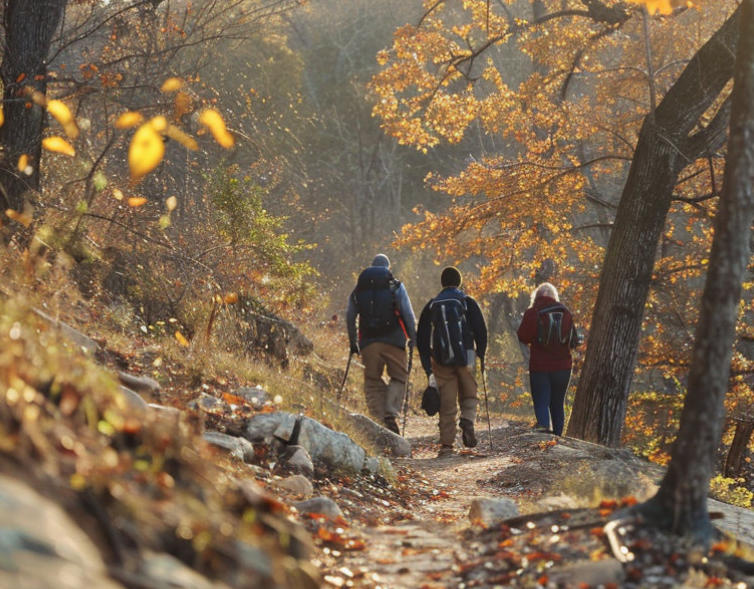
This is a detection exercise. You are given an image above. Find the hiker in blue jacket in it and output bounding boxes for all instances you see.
[346,254,417,434]
[416,267,487,456]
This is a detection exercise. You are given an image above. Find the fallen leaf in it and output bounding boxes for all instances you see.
[42,136,75,156]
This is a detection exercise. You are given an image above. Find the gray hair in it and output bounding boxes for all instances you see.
[530,282,559,307]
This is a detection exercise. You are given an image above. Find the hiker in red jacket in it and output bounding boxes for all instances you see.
[517,282,581,435]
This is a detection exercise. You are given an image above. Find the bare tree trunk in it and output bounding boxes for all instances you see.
[638,0,754,541]
[0,0,67,211]
[568,7,740,446]
[724,417,754,477]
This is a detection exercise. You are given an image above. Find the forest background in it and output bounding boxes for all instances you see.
[0,0,752,512]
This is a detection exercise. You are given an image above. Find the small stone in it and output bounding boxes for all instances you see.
[468,497,519,527]
[273,475,314,496]
[293,496,343,519]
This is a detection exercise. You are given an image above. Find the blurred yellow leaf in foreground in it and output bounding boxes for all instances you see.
[128,122,164,181]
[42,136,76,157]
[175,331,189,347]
[199,109,234,148]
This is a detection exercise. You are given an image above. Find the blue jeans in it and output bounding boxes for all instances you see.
[529,369,571,435]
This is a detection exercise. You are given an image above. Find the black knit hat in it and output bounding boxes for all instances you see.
[440,266,462,287]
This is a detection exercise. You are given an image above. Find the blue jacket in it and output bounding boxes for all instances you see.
[346,269,417,350]
[416,287,487,375]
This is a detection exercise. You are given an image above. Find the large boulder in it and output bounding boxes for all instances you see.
[245,413,378,474]
[203,431,256,463]
[0,475,123,589]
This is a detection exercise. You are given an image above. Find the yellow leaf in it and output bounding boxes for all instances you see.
[166,124,198,150]
[199,109,234,148]
[47,99,79,138]
[166,196,178,211]
[0,106,5,127]
[112,188,124,201]
[223,293,238,304]
[161,77,184,92]
[149,115,167,132]
[127,197,148,207]
[5,208,33,227]
[17,154,28,172]
[128,123,164,181]
[174,92,192,118]
[42,136,76,157]
[175,331,189,347]
[115,111,144,129]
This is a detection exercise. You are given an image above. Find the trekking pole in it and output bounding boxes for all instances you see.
[337,352,353,404]
[395,312,413,438]
[401,344,413,438]
[481,365,493,452]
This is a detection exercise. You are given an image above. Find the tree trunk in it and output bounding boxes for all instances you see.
[640,0,754,541]
[0,0,67,211]
[724,418,754,478]
[567,7,741,446]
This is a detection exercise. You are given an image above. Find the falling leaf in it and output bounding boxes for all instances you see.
[115,111,144,129]
[42,136,76,157]
[199,109,234,148]
[47,99,79,138]
[166,124,198,150]
[0,106,4,127]
[161,77,184,92]
[175,331,189,347]
[166,196,178,211]
[128,197,147,207]
[112,188,124,201]
[128,122,164,181]
[158,214,171,229]
[17,154,29,172]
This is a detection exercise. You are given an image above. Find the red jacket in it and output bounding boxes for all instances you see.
[517,295,574,372]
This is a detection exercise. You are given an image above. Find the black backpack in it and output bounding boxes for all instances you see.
[353,266,399,338]
[536,304,578,348]
[430,290,468,366]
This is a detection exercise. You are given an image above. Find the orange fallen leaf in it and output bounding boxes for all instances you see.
[128,197,147,207]
[42,136,75,156]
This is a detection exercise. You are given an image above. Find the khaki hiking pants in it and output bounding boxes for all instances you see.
[361,342,408,421]
[432,359,478,446]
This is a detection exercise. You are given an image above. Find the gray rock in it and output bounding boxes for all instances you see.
[196,393,226,414]
[140,551,228,589]
[233,386,269,409]
[148,403,181,420]
[272,475,314,496]
[246,412,298,443]
[551,558,625,587]
[293,496,343,519]
[346,413,411,457]
[246,413,377,474]
[548,444,590,460]
[33,309,100,356]
[468,497,519,527]
[0,475,123,589]
[203,431,255,462]
[117,371,161,396]
[536,493,582,511]
[282,445,314,478]
[119,385,148,412]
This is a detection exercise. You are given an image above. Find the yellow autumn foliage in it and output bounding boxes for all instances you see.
[128,122,164,182]
[42,136,76,157]
[199,109,234,148]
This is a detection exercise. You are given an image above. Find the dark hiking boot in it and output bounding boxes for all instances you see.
[437,445,455,458]
[384,416,400,434]
[459,418,477,448]
[533,424,553,434]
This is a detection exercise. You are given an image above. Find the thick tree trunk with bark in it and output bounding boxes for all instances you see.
[567,7,741,446]
[639,0,754,540]
[0,0,67,211]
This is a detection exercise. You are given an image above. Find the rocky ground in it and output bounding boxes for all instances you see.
[1,308,753,589]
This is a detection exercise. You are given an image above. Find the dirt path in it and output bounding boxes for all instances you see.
[323,414,522,588]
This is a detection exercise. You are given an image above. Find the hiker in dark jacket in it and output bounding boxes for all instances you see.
[517,282,580,436]
[346,254,417,434]
[416,267,487,457]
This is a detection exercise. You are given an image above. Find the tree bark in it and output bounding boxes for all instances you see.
[0,0,67,211]
[724,418,754,478]
[567,6,741,446]
[639,0,754,541]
